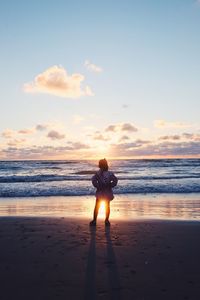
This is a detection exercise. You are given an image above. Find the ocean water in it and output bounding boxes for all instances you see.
[0,159,199,197]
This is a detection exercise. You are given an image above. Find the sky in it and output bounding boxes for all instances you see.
[0,0,200,159]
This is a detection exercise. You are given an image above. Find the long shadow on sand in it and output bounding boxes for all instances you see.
[105,226,121,300]
[84,226,96,300]
[84,226,121,300]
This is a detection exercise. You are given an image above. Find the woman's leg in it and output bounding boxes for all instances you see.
[93,199,101,221]
[105,200,110,221]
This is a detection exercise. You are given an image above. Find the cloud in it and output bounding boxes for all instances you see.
[105,123,138,133]
[7,139,26,147]
[1,135,199,159]
[158,133,200,142]
[2,124,48,140]
[36,124,48,131]
[182,133,200,141]
[47,130,65,140]
[1,141,91,159]
[1,129,15,139]
[159,135,181,141]
[2,128,35,139]
[119,135,130,142]
[68,142,90,150]
[154,119,192,129]
[23,65,94,98]
[110,140,200,157]
[105,125,118,132]
[121,123,138,132]
[93,132,109,141]
[18,128,35,135]
[84,60,103,73]
[0,146,66,159]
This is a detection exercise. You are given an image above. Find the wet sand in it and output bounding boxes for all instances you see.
[0,193,200,220]
[0,217,200,300]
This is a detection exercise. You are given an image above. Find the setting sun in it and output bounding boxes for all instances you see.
[98,200,106,218]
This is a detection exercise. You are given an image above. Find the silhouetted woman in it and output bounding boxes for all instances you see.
[90,158,118,226]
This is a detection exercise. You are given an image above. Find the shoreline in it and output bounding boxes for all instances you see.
[0,193,199,221]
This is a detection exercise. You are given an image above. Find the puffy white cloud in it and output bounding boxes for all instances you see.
[84,60,103,73]
[47,130,65,140]
[24,65,94,98]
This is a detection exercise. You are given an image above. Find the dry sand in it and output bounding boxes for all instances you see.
[0,217,199,300]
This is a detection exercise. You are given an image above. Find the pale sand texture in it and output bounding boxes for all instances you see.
[0,217,199,300]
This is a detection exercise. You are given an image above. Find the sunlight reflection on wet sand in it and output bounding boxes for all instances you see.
[0,194,199,221]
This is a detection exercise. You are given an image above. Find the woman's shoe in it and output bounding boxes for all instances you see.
[105,220,110,226]
[89,220,96,226]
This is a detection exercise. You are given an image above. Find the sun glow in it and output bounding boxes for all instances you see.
[98,200,106,218]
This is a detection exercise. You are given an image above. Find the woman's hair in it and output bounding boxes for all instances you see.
[99,158,108,171]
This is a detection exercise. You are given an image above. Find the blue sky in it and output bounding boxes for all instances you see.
[0,0,200,159]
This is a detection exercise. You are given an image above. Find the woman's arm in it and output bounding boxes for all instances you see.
[92,174,100,188]
[110,173,118,188]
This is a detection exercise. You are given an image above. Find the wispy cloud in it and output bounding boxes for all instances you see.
[154,119,192,129]
[1,142,91,160]
[111,140,200,158]
[1,129,15,139]
[84,60,103,73]
[158,133,200,142]
[18,128,35,135]
[1,124,49,140]
[7,138,26,147]
[24,65,94,98]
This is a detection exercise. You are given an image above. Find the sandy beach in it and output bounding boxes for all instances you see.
[0,216,199,300]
